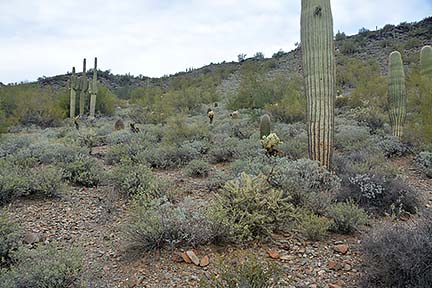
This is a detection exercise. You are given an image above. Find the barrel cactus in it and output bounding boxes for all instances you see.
[420,45,432,78]
[301,0,336,168]
[260,114,271,139]
[388,51,406,139]
[89,57,98,118]
[69,67,78,118]
[79,58,88,116]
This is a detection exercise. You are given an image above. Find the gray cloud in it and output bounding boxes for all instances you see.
[0,0,430,83]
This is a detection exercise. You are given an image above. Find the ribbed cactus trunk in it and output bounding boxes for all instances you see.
[79,58,88,116]
[388,51,406,139]
[420,46,432,142]
[421,46,432,77]
[260,114,271,139]
[89,57,98,119]
[69,67,78,118]
[301,0,336,168]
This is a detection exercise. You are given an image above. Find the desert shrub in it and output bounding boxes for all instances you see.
[111,160,161,200]
[205,171,232,192]
[277,133,308,160]
[62,156,101,187]
[0,161,63,204]
[297,213,331,241]
[185,159,211,178]
[124,200,227,252]
[230,155,270,177]
[339,174,420,215]
[333,147,397,177]
[327,201,368,234]
[335,123,371,151]
[361,216,432,288]
[0,213,21,265]
[416,152,432,178]
[143,143,200,169]
[0,135,33,157]
[0,244,83,288]
[208,137,240,163]
[210,173,298,242]
[105,142,145,165]
[268,158,341,215]
[376,135,409,158]
[163,114,209,144]
[200,256,281,288]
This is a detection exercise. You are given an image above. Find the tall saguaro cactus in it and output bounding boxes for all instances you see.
[69,67,78,118]
[79,58,88,116]
[301,0,336,168]
[388,51,406,139]
[89,57,98,118]
[420,46,432,142]
[420,45,432,78]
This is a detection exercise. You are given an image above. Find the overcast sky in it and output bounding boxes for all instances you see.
[0,0,431,84]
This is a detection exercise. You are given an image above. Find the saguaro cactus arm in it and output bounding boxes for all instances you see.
[69,67,77,118]
[301,0,336,168]
[89,57,98,118]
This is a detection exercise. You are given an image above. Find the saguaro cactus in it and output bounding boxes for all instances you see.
[301,0,336,168]
[420,45,432,78]
[69,67,78,118]
[89,57,98,118]
[388,51,406,139]
[79,58,88,116]
[260,114,271,139]
[420,46,432,142]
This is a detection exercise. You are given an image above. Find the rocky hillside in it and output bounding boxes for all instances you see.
[36,17,432,96]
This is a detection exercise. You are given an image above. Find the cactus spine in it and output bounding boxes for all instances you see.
[420,45,432,78]
[79,58,88,116]
[69,67,78,118]
[260,114,271,139]
[388,51,406,139]
[301,0,336,168]
[89,57,98,118]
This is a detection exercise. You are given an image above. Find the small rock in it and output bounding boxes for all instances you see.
[186,250,200,266]
[334,244,349,254]
[267,248,281,259]
[200,255,209,267]
[23,232,40,244]
[328,284,342,288]
[172,252,184,263]
[181,252,192,263]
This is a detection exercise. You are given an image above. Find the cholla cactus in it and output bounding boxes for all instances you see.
[388,51,406,139]
[261,133,282,155]
[301,0,336,168]
[69,67,78,118]
[89,57,98,119]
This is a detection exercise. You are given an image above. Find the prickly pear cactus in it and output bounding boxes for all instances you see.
[79,58,88,116]
[260,114,271,139]
[388,51,406,139]
[89,57,98,118]
[420,45,432,78]
[301,0,336,168]
[69,67,78,118]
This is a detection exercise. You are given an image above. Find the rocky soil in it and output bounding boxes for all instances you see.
[3,145,431,288]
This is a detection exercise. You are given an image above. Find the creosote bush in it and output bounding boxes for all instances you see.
[0,213,21,265]
[0,244,83,288]
[416,151,432,178]
[62,156,101,187]
[297,212,331,241]
[124,199,227,252]
[361,215,432,288]
[200,255,282,288]
[185,159,211,178]
[327,200,368,234]
[210,173,298,242]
